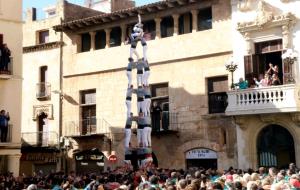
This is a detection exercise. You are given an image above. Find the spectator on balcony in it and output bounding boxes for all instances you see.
[254,73,271,88]
[151,101,162,132]
[235,78,248,90]
[0,110,10,142]
[267,63,279,76]
[0,44,11,72]
[271,74,281,86]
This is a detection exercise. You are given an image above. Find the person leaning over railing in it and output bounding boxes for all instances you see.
[235,78,248,90]
[254,73,271,88]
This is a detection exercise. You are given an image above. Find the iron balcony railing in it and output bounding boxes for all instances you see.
[36,82,51,100]
[21,131,59,147]
[64,118,111,137]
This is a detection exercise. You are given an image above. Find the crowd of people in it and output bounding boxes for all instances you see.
[235,63,281,90]
[0,163,299,190]
[0,43,11,73]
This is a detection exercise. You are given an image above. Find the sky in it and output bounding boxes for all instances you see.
[23,0,160,19]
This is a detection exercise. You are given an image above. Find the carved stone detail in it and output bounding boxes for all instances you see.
[259,114,275,123]
[255,0,273,26]
[237,0,251,12]
[33,104,53,120]
[234,116,247,130]
[280,0,290,2]
[291,113,300,125]
[282,25,290,49]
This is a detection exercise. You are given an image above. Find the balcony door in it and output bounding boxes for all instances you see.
[257,124,295,168]
[37,112,48,146]
[80,89,96,135]
[244,39,289,86]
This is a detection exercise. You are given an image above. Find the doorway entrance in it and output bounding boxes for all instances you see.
[37,112,48,146]
[185,148,218,169]
[257,125,295,169]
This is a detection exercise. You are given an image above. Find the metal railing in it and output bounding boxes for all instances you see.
[36,82,51,99]
[226,84,300,115]
[64,118,111,137]
[21,131,59,147]
[0,57,13,75]
[0,124,13,143]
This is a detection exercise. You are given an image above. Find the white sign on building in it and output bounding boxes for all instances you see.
[185,148,218,159]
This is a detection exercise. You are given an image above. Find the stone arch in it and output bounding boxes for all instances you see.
[248,121,299,168]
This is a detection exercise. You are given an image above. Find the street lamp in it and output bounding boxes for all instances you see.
[225,56,238,89]
[282,49,298,83]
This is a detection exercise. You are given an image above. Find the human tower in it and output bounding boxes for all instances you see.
[124,15,153,168]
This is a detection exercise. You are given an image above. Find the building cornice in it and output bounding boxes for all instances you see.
[23,41,63,53]
[53,0,208,32]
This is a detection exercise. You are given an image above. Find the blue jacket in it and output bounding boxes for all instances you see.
[0,115,9,127]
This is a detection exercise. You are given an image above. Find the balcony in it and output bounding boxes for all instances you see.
[0,57,13,79]
[36,82,51,100]
[226,84,300,115]
[64,118,111,137]
[21,131,59,147]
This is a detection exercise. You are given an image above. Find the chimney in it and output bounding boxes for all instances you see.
[26,7,37,22]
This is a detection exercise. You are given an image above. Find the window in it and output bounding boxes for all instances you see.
[110,27,121,47]
[161,16,174,38]
[95,30,106,50]
[179,12,192,35]
[81,33,91,52]
[143,20,156,40]
[37,66,50,99]
[80,89,96,135]
[38,30,49,44]
[198,7,212,31]
[207,76,228,114]
[151,83,169,131]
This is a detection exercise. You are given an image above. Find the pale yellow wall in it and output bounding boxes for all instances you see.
[0,0,23,176]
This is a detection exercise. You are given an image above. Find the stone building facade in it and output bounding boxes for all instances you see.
[227,0,300,169]
[0,0,23,176]
[53,0,237,172]
[21,0,102,175]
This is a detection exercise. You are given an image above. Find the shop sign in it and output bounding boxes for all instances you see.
[22,153,59,163]
[108,155,117,163]
[185,148,217,159]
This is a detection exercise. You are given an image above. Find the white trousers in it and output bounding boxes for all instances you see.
[137,129,143,147]
[144,98,151,116]
[137,74,143,87]
[125,100,131,118]
[143,127,152,147]
[130,48,140,60]
[143,71,150,86]
[124,128,131,148]
[126,71,132,87]
[137,101,146,115]
[143,45,148,61]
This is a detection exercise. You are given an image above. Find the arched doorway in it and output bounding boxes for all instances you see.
[257,125,295,169]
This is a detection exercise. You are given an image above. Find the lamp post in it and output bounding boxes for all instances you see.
[282,49,298,83]
[225,56,238,89]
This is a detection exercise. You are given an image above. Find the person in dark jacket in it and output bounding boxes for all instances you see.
[0,110,10,142]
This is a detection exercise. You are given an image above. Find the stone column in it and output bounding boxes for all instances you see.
[75,34,82,53]
[172,14,179,36]
[244,32,252,54]
[89,31,96,51]
[121,24,127,46]
[105,28,112,49]
[191,9,199,33]
[155,18,162,39]
[7,154,21,177]
[282,25,290,49]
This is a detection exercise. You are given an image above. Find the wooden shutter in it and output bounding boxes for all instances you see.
[282,50,291,84]
[244,55,259,87]
[0,34,3,46]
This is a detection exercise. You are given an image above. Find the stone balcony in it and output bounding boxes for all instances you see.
[226,84,300,115]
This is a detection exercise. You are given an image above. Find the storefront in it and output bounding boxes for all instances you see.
[20,149,59,175]
[74,148,105,174]
[186,148,218,169]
